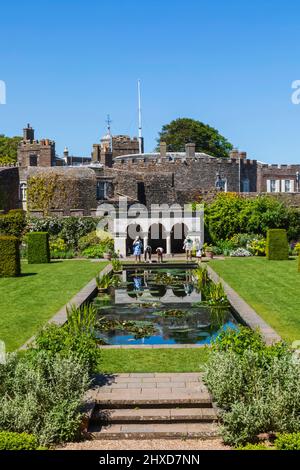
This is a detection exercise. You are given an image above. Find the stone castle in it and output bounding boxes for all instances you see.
[0,124,300,217]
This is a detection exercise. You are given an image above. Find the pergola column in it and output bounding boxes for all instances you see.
[166,232,171,255]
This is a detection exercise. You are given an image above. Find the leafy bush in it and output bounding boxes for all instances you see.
[0,431,40,450]
[0,352,90,446]
[34,304,100,373]
[78,229,113,252]
[230,233,259,248]
[0,209,26,238]
[27,232,50,264]
[247,237,266,256]
[112,258,122,272]
[82,244,111,258]
[294,242,300,255]
[230,248,252,257]
[204,330,299,446]
[236,443,270,450]
[212,327,264,355]
[49,237,75,259]
[275,433,300,450]
[214,239,235,256]
[205,193,299,242]
[0,235,21,277]
[28,217,101,249]
[266,229,289,260]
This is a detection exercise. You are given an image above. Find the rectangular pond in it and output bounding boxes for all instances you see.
[93,266,240,346]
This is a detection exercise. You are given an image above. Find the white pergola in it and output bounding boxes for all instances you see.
[108,203,204,258]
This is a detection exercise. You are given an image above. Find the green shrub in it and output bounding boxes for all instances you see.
[78,230,101,251]
[266,229,289,260]
[27,232,50,264]
[82,244,109,258]
[0,431,40,450]
[298,255,300,273]
[275,433,300,450]
[49,237,75,259]
[0,235,21,277]
[0,352,90,446]
[28,216,101,249]
[34,304,100,373]
[212,326,264,355]
[236,443,271,451]
[204,339,300,446]
[0,209,26,238]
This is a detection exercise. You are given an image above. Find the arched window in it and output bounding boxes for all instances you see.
[20,182,27,201]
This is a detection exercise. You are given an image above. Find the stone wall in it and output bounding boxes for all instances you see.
[25,167,97,216]
[0,167,20,212]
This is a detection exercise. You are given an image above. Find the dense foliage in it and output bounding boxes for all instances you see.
[205,193,300,243]
[0,235,21,277]
[34,304,100,373]
[27,232,50,264]
[0,352,90,446]
[0,209,26,238]
[0,431,41,450]
[156,118,233,158]
[0,135,22,165]
[204,329,300,446]
[274,433,300,450]
[28,216,100,249]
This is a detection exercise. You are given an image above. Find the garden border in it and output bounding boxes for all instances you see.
[19,263,112,351]
[206,264,282,345]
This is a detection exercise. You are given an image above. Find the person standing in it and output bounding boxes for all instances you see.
[156,247,164,263]
[183,236,193,261]
[132,236,142,263]
[144,244,152,263]
[194,238,202,263]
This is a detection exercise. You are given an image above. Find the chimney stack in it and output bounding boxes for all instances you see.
[185,143,195,158]
[160,142,167,159]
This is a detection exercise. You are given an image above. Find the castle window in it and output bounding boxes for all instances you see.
[269,179,276,192]
[242,178,250,193]
[97,181,107,200]
[29,155,38,166]
[284,180,291,193]
[20,182,27,201]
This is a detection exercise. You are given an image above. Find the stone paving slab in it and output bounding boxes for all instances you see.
[89,422,220,439]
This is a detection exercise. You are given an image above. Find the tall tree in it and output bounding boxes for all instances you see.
[0,135,22,165]
[156,118,233,159]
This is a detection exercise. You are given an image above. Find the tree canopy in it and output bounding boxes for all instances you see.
[156,118,233,159]
[0,135,22,165]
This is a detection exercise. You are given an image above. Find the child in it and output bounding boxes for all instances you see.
[144,245,152,263]
[183,236,193,261]
[156,247,164,263]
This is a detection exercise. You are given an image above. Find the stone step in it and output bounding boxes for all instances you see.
[95,391,212,407]
[88,422,220,440]
[92,407,218,424]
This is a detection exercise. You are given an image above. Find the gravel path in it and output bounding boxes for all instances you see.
[58,438,229,451]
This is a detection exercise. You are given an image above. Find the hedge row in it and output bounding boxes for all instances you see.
[266,229,289,260]
[27,232,50,264]
[0,235,20,277]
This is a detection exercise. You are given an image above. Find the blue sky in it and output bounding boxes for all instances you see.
[1,0,300,163]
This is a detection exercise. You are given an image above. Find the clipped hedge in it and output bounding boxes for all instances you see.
[27,232,50,264]
[266,229,289,260]
[0,431,39,450]
[0,209,26,238]
[0,235,21,277]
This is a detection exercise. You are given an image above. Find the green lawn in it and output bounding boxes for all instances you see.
[0,260,107,351]
[99,348,210,373]
[210,257,300,343]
